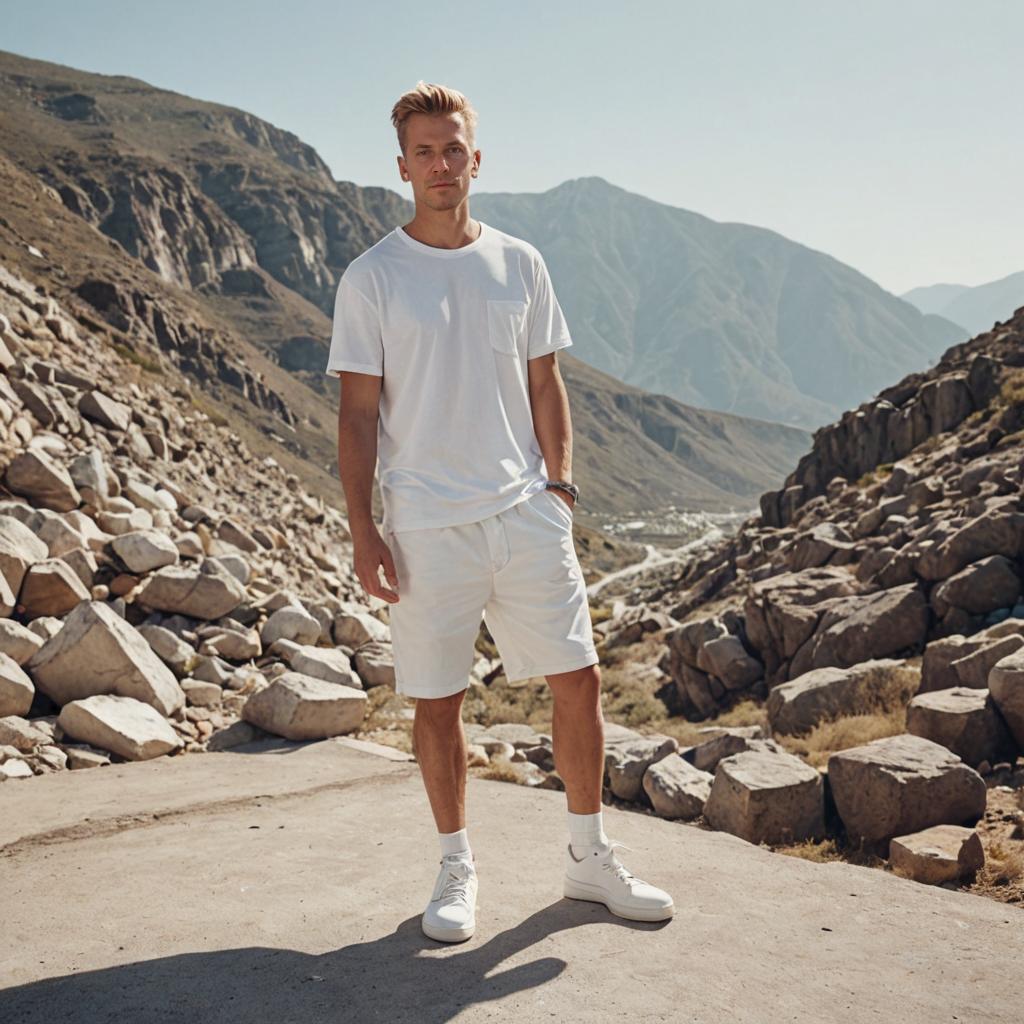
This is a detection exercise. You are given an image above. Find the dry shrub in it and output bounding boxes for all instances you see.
[475,761,526,784]
[978,838,1024,887]
[778,708,907,768]
[774,837,844,863]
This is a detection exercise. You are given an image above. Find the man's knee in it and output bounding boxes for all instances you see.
[412,687,467,722]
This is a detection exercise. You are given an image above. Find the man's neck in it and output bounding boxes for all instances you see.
[402,210,481,251]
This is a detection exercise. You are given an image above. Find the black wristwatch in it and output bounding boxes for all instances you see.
[545,479,580,507]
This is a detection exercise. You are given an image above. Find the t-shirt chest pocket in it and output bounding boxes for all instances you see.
[486,299,528,357]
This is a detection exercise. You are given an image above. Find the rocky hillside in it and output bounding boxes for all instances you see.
[554,307,1023,893]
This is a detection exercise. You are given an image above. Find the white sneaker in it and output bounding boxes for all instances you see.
[564,839,674,922]
[422,852,478,942]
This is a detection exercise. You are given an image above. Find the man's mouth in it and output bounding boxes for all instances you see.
[431,183,454,188]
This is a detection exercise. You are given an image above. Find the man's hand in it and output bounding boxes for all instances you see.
[352,527,400,603]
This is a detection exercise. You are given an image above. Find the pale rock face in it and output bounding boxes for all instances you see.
[110,530,181,573]
[988,648,1024,747]
[135,563,247,620]
[261,605,321,647]
[0,618,45,665]
[3,449,81,512]
[19,558,92,618]
[0,652,34,717]
[0,515,49,598]
[58,694,183,761]
[26,600,185,716]
[352,641,395,688]
[241,672,367,741]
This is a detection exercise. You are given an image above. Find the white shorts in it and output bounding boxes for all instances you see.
[385,488,599,699]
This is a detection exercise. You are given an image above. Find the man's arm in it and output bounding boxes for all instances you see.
[527,352,575,507]
[337,370,399,602]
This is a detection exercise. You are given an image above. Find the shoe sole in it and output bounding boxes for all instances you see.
[421,915,476,942]
[563,878,674,922]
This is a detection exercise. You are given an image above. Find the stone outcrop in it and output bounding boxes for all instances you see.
[827,734,987,846]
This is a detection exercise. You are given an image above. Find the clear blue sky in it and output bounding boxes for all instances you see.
[6,0,1022,294]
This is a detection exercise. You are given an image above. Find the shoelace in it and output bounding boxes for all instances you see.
[438,857,475,905]
[600,840,638,886]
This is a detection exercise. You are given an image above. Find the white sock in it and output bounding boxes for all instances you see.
[439,827,472,860]
[568,809,608,856]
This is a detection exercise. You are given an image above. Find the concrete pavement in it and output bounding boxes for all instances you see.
[1,737,1020,1023]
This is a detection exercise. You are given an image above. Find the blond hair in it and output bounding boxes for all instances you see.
[391,81,478,154]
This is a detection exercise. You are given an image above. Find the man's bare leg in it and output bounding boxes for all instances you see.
[546,663,604,813]
[411,688,468,832]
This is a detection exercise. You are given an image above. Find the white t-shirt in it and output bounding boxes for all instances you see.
[325,221,574,534]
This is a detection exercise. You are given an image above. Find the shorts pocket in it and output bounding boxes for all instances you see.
[487,299,528,356]
[541,487,574,529]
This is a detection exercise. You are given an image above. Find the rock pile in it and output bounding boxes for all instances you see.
[0,261,441,779]
[579,307,1024,885]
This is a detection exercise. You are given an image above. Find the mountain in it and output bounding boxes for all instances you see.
[471,178,966,429]
[902,271,1024,336]
[0,49,810,515]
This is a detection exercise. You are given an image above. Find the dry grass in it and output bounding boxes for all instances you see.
[777,708,907,768]
[774,662,920,767]
[998,368,1024,407]
[977,837,1024,887]
[475,761,524,784]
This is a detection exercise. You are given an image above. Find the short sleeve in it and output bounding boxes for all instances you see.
[526,253,573,360]
[325,274,383,377]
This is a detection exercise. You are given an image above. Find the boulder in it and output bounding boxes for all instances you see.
[793,584,929,676]
[136,624,196,677]
[917,511,1024,581]
[0,615,44,666]
[704,749,825,845]
[642,754,713,819]
[135,562,247,620]
[0,652,34,716]
[273,640,363,689]
[110,530,180,573]
[0,715,49,751]
[333,608,389,647]
[241,672,366,741]
[78,390,132,431]
[19,558,91,618]
[827,734,987,845]
[353,641,396,688]
[889,824,985,885]
[0,515,49,597]
[58,694,183,761]
[950,634,1023,689]
[3,449,80,512]
[26,600,185,716]
[906,686,1018,768]
[701,635,763,690]
[685,732,786,774]
[766,659,908,735]
[988,648,1024,747]
[606,735,678,802]
[931,555,1021,618]
[261,605,321,646]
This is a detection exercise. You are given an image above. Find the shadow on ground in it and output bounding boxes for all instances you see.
[3,901,668,1023]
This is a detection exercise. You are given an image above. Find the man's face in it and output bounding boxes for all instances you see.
[398,112,480,211]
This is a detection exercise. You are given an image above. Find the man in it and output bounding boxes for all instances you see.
[325,81,673,942]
